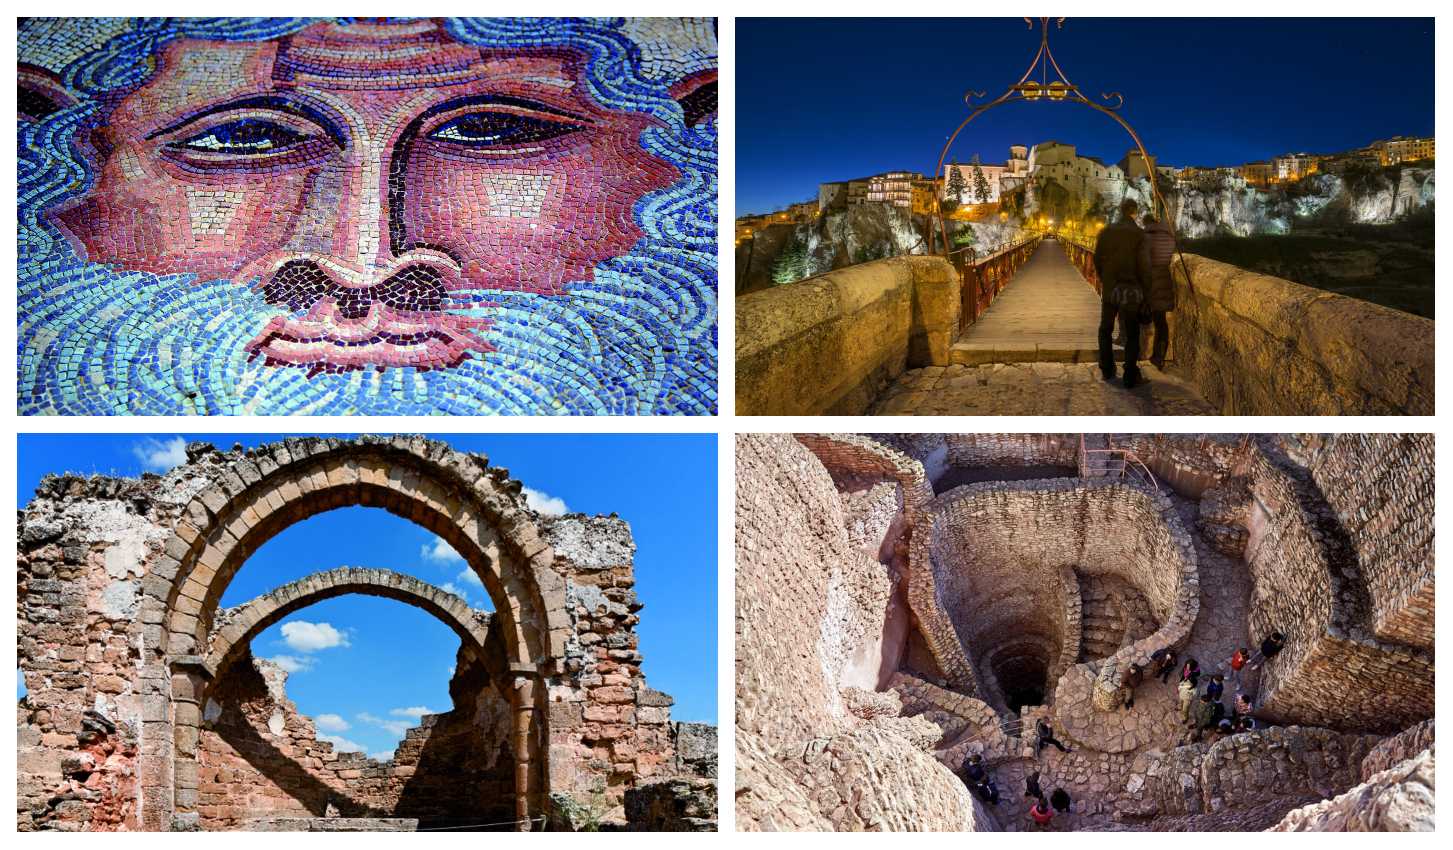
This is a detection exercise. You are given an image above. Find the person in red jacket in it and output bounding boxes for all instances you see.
[1030,795,1054,828]
[1229,647,1249,689]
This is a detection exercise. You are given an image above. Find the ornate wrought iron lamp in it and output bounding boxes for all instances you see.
[934,18,1184,268]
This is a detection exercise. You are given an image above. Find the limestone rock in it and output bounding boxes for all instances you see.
[1269,746,1434,831]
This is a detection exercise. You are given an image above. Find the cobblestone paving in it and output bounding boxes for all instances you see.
[870,362,1218,415]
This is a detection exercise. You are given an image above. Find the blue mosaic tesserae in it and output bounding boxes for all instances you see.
[18,17,718,415]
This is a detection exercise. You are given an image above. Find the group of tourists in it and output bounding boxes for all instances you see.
[1092,197,1178,388]
[960,717,1078,828]
[1161,632,1286,743]
[957,632,1286,829]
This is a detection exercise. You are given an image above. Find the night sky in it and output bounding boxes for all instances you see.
[736,18,1434,214]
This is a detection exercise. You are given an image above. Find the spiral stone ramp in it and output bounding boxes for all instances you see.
[734,433,1434,832]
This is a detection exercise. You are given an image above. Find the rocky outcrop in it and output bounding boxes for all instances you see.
[735,434,984,831]
[1269,747,1434,831]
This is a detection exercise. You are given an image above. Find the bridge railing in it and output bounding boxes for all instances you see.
[1060,234,1100,296]
[948,233,1043,327]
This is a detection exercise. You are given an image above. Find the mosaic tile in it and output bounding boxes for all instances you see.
[18,17,718,415]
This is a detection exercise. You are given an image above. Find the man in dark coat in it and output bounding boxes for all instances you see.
[1093,198,1153,387]
[1141,214,1178,369]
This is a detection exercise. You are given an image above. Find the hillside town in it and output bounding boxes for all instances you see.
[735,135,1434,240]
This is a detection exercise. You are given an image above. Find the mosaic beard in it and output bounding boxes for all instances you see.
[18,241,715,415]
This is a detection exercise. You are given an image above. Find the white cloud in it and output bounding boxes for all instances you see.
[389,706,435,719]
[369,751,395,762]
[523,486,568,517]
[132,437,187,473]
[266,654,314,674]
[314,713,350,733]
[318,733,365,753]
[439,581,470,600]
[457,567,483,588]
[357,710,421,739]
[419,535,464,564]
[281,621,350,652]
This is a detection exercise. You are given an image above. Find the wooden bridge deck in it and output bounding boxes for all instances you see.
[952,239,1112,365]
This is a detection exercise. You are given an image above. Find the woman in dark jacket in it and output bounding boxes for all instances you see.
[1141,215,1178,369]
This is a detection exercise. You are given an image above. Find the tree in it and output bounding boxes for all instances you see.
[945,162,968,206]
[970,161,992,205]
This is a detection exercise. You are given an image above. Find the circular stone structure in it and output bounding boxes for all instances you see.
[736,432,1435,832]
[923,478,1199,722]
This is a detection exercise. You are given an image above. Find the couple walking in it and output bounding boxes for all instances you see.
[1092,198,1177,388]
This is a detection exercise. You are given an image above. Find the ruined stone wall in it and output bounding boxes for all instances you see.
[1167,254,1433,415]
[195,655,516,830]
[735,434,983,831]
[735,256,960,415]
[17,436,679,831]
[1145,726,1379,819]
[941,434,1079,469]
[1115,434,1253,498]
[794,434,978,697]
[1270,747,1435,832]
[18,472,190,831]
[1244,443,1434,733]
[1292,434,1434,650]
[540,514,676,811]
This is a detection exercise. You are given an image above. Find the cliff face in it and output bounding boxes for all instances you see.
[738,205,1029,292]
[1025,166,1435,239]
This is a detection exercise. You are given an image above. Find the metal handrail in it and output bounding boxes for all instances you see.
[1079,435,1160,493]
[951,232,1043,328]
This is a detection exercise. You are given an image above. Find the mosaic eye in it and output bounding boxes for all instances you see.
[176,119,310,154]
[427,112,582,147]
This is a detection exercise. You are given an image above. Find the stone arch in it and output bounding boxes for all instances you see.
[200,568,493,681]
[145,436,570,831]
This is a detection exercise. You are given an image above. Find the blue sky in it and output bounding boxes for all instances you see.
[18,433,717,759]
[737,17,1434,214]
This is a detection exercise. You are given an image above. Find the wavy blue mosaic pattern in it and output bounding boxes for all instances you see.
[18,18,718,415]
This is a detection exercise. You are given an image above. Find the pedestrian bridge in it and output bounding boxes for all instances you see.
[951,239,1106,365]
[735,240,1433,416]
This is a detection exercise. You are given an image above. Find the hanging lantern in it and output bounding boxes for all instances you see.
[1047,81,1069,100]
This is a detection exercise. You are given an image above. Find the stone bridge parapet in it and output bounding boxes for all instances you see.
[736,256,959,415]
[1168,254,1433,415]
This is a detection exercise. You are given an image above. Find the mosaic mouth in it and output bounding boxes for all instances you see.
[245,309,492,375]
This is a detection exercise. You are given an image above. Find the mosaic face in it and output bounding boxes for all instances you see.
[19,18,718,414]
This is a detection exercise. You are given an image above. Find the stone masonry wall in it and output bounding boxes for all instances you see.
[735,256,960,415]
[735,434,983,831]
[541,514,676,815]
[1145,726,1380,818]
[794,434,980,697]
[735,434,892,750]
[925,479,1200,713]
[1243,441,1433,733]
[196,654,516,829]
[1292,434,1435,650]
[941,433,1080,469]
[1168,253,1433,415]
[1360,719,1435,783]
